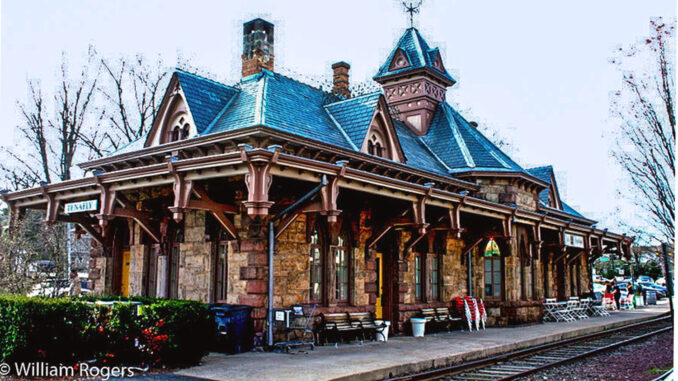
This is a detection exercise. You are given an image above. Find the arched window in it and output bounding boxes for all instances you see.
[366,131,388,159]
[171,127,181,142]
[484,238,502,299]
[309,227,323,303]
[168,116,191,142]
[334,234,350,303]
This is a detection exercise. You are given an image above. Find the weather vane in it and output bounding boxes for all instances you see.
[403,1,423,28]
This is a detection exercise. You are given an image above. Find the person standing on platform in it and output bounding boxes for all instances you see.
[612,282,621,310]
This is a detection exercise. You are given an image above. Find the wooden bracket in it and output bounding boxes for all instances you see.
[41,185,60,224]
[57,214,104,245]
[320,175,341,223]
[461,237,484,265]
[448,203,465,238]
[554,246,568,263]
[367,224,394,249]
[502,212,515,238]
[412,197,429,235]
[169,161,193,223]
[240,144,278,216]
[274,201,322,239]
[404,231,427,255]
[567,250,585,265]
[95,180,117,230]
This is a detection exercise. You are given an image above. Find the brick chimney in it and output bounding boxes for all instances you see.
[331,61,351,98]
[242,18,274,77]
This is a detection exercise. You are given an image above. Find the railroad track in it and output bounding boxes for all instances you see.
[389,314,673,381]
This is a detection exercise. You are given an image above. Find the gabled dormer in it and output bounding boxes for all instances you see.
[527,166,563,209]
[145,70,238,147]
[362,97,406,162]
[325,93,406,162]
[374,28,456,136]
[388,48,411,72]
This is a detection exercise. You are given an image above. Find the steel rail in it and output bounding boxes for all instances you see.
[388,313,672,381]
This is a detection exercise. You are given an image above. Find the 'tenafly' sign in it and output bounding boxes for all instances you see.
[64,200,98,214]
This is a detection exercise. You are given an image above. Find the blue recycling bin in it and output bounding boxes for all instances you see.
[209,304,254,354]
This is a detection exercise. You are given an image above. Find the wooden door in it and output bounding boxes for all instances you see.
[121,250,131,296]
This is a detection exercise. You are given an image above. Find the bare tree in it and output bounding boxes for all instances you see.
[0,212,69,295]
[611,18,675,243]
[0,49,101,189]
[80,53,170,157]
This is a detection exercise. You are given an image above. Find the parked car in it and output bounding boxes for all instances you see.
[635,282,667,298]
[638,275,653,283]
[27,275,91,297]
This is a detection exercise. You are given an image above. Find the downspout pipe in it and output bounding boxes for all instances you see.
[267,175,328,348]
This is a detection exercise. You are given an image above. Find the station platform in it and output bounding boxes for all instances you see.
[174,301,670,381]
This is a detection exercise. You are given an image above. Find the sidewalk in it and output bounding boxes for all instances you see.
[174,302,670,381]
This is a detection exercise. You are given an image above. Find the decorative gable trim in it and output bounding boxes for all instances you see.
[360,96,406,163]
[145,74,199,147]
[388,48,411,72]
[548,172,563,210]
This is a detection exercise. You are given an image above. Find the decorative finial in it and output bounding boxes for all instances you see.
[403,1,422,28]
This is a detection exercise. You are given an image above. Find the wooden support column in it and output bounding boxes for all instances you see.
[240,144,278,216]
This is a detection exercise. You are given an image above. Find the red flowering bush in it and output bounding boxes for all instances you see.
[0,295,210,367]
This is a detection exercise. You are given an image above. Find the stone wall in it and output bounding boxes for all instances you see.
[87,241,107,294]
[474,178,538,211]
[274,213,310,307]
[128,223,145,297]
[178,210,213,301]
[442,236,466,301]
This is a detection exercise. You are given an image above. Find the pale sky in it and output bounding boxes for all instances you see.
[0,0,675,234]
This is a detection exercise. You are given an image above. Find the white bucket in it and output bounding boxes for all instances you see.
[411,317,426,337]
[375,320,391,342]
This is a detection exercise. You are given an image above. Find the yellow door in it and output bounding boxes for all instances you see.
[121,250,131,296]
[375,252,383,319]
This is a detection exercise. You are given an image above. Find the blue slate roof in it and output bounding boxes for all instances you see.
[207,70,354,150]
[175,70,238,133]
[422,102,523,172]
[374,28,455,84]
[526,166,587,219]
[325,93,381,149]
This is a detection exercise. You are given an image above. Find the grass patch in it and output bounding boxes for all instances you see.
[645,366,672,374]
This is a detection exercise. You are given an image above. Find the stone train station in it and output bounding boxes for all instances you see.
[2,18,632,335]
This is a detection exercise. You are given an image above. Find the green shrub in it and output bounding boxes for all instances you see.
[0,295,211,367]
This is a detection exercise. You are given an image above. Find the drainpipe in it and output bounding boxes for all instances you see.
[267,175,328,348]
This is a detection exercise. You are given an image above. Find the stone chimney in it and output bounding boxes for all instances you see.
[331,61,351,98]
[242,18,274,77]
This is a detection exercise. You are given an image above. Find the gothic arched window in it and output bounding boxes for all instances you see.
[484,238,503,299]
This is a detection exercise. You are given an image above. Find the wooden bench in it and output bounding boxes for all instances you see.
[318,312,360,344]
[349,312,383,341]
[419,307,462,332]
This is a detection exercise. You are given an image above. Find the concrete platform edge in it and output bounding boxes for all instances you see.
[331,314,662,381]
